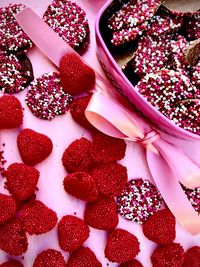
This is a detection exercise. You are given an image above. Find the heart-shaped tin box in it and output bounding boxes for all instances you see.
[95,0,200,140]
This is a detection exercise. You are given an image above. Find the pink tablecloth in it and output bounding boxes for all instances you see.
[0,0,200,266]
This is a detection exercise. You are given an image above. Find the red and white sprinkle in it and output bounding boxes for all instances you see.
[183,185,200,214]
[185,13,200,41]
[117,178,163,223]
[25,72,73,120]
[0,4,32,52]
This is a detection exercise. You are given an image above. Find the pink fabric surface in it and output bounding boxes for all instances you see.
[0,0,200,266]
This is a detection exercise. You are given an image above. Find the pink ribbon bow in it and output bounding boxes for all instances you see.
[15,7,200,235]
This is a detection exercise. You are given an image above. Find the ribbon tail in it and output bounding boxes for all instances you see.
[147,149,200,235]
[15,7,74,67]
[154,138,200,189]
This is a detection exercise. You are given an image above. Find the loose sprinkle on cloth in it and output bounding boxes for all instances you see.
[0,4,32,52]
[0,52,33,94]
[26,72,73,120]
[43,0,89,50]
[117,178,163,223]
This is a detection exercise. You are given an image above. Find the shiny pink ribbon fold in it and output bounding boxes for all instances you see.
[15,7,200,235]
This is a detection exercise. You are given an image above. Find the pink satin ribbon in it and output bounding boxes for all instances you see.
[86,92,200,235]
[15,7,200,234]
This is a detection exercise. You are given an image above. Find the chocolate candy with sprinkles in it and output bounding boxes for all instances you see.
[43,0,89,51]
[185,13,200,41]
[183,185,200,214]
[137,69,195,116]
[108,0,161,46]
[131,34,172,77]
[26,72,72,120]
[145,12,183,37]
[166,99,200,134]
[117,178,163,223]
[0,51,34,94]
[0,4,32,52]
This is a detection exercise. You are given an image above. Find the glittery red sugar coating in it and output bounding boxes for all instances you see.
[0,193,16,225]
[182,246,200,267]
[91,132,127,163]
[145,12,183,37]
[66,247,102,267]
[0,4,32,52]
[119,259,144,267]
[117,178,163,223]
[0,260,24,267]
[70,95,94,130]
[63,172,98,202]
[151,243,185,267]
[58,215,90,252]
[84,196,119,230]
[21,200,58,235]
[62,137,93,173]
[108,0,161,46]
[43,0,89,50]
[33,249,65,267]
[59,53,95,95]
[143,209,176,245]
[132,34,172,77]
[183,185,200,214]
[0,52,33,94]
[5,163,40,201]
[0,218,28,256]
[90,162,128,197]
[0,95,23,129]
[185,13,200,40]
[17,128,53,166]
[105,228,140,263]
[26,72,73,120]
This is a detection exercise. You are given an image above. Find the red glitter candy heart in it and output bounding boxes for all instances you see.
[0,4,32,52]
[0,218,28,256]
[59,53,95,95]
[182,246,200,267]
[70,95,94,130]
[105,228,140,263]
[0,95,23,129]
[66,247,102,267]
[33,249,65,267]
[21,200,58,235]
[0,260,24,267]
[151,243,185,267]
[90,162,128,197]
[17,129,53,166]
[5,163,39,201]
[43,0,89,51]
[62,137,93,173]
[117,178,163,224]
[91,131,127,163]
[84,196,119,230]
[119,259,143,267]
[0,193,16,225]
[58,215,90,252]
[63,172,98,202]
[26,72,73,120]
[143,209,176,245]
